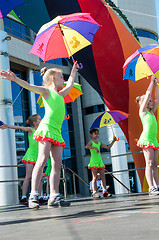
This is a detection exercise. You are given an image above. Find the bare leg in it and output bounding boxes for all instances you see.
[22,163,34,196]
[143,148,157,189]
[153,149,159,186]
[98,169,106,191]
[31,141,51,192]
[91,169,98,192]
[49,145,63,195]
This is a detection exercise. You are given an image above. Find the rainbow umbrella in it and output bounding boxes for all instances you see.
[30,12,101,63]
[37,82,83,108]
[123,45,159,81]
[90,110,128,129]
[90,110,128,141]
[0,0,24,18]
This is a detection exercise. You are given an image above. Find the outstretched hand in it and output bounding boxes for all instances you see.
[113,136,117,142]
[72,61,80,71]
[0,70,17,82]
[154,78,159,86]
[0,123,8,130]
[151,75,158,84]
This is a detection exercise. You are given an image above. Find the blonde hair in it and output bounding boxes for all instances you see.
[40,67,63,87]
[26,114,39,127]
[136,95,146,106]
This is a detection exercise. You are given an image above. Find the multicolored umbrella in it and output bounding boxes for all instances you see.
[30,12,101,63]
[90,110,128,141]
[37,82,83,108]
[123,45,159,81]
[90,110,128,129]
[0,0,24,18]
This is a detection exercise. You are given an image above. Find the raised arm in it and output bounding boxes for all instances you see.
[101,136,117,149]
[0,123,33,135]
[59,61,79,97]
[152,77,159,113]
[0,70,49,96]
[139,75,155,113]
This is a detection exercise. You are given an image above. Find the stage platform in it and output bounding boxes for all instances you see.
[0,193,159,240]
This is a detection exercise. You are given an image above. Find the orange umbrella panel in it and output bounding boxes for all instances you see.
[37,82,83,107]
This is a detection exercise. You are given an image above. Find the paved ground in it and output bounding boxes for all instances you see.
[0,193,159,240]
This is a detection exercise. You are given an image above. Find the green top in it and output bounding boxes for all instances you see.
[22,129,38,163]
[34,90,65,144]
[88,141,105,169]
[137,111,159,148]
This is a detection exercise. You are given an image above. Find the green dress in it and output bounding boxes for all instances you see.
[137,111,159,149]
[22,129,38,164]
[88,141,105,169]
[34,90,65,146]
[44,157,52,177]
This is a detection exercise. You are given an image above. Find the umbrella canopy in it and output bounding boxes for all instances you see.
[30,12,101,62]
[90,110,128,130]
[37,82,83,108]
[0,0,24,18]
[123,44,159,81]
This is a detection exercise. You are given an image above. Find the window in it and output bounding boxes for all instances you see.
[136,29,158,41]
[83,104,105,115]
[11,69,29,164]
[4,17,35,43]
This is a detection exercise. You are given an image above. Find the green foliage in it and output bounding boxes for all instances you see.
[104,0,140,42]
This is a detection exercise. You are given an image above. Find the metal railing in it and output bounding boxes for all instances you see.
[0,150,147,199]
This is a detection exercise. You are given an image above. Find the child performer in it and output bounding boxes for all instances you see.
[0,114,46,204]
[136,75,159,196]
[85,128,117,199]
[0,61,78,208]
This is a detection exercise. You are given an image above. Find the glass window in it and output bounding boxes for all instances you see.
[11,69,29,164]
[142,30,149,38]
[3,17,11,28]
[45,59,63,65]
[11,20,21,32]
[83,104,105,115]
[136,29,158,41]
[4,17,33,42]
[11,75,23,118]
[12,30,21,38]
[34,71,45,118]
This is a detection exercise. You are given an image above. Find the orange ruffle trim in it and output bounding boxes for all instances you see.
[137,144,159,150]
[22,160,35,164]
[88,166,105,169]
[34,136,65,147]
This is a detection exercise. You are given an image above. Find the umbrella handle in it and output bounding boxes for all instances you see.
[73,60,83,70]
[114,135,119,141]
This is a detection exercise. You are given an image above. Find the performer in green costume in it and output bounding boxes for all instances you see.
[136,75,159,196]
[86,128,116,199]
[0,61,79,208]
